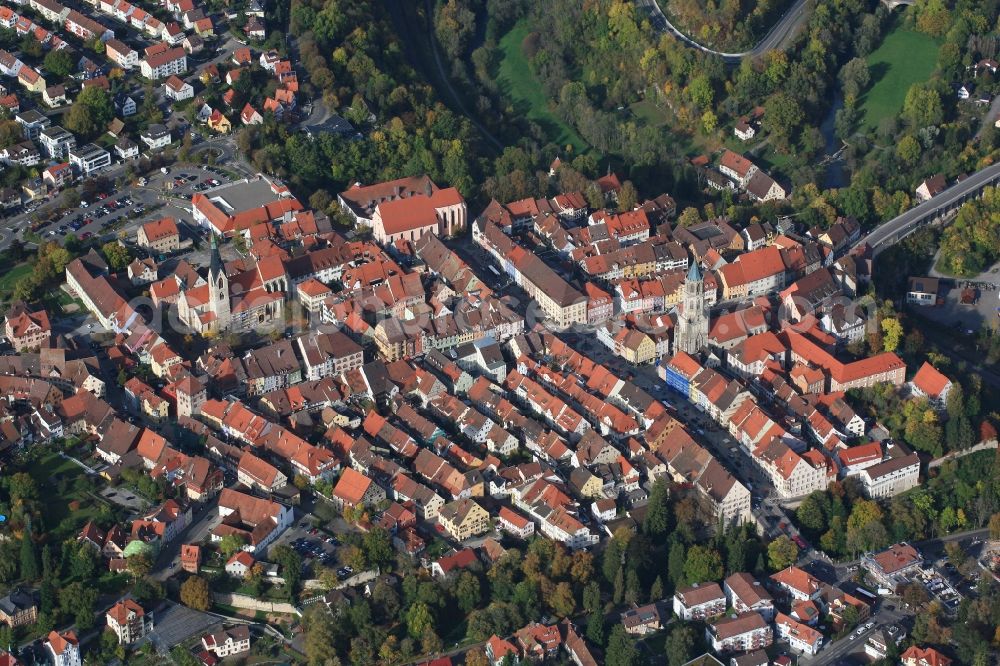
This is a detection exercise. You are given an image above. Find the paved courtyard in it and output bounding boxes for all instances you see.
[920,258,1000,331]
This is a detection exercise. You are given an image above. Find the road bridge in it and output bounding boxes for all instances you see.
[854,163,1000,257]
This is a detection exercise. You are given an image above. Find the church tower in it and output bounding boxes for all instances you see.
[207,234,231,332]
[675,261,709,354]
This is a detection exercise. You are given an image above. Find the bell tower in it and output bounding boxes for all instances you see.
[675,261,709,354]
[207,234,231,331]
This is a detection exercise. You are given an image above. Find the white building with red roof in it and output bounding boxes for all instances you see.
[909,361,952,407]
[900,645,952,666]
[774,613,823,655]
[44,630,80,666]
[673,582,726,620]
[497,506,534,540]
[770,566,822,602]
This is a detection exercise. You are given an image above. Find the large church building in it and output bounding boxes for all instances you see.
[177,236,285,335]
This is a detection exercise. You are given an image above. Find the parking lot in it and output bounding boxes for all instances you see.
[924,259,1000,331]
[919,564,963,611]
[273,517,343,576]
[36,164,239,249]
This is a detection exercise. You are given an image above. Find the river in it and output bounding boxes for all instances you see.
[819,94,849,190]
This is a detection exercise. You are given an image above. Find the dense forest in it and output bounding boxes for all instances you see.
[430,0,1000,230]
[937,185,1000,276]
[663,0,797,51]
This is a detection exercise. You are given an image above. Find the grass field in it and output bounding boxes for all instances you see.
[629,99,670,128]
[498,20,589,154]
[0,262,32,298]
[25,452,102,538]
[858,25,939,130]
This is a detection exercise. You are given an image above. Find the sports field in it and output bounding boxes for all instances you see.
[858,25,939,130]
[498,20,589,153]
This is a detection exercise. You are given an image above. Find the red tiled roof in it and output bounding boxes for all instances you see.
[911,362,950,399]
[331,467,373,504]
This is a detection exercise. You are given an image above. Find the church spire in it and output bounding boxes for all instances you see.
[209,233,223,278]
[686,260,702,283]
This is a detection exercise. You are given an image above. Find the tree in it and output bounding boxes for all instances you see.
[586,611,605,646]
[683,545,723,584]
[687,75,714,108]
[64,86,113,139]
[20,536,38,581]
[902,83,943,128]
[127,553,152,578]
[9,472,38,503]
[59,581,98,629]
[701,110,718,134]
[455,571,481,613]
[840,603,861,631]
[881,318,903,353]
[70,542,98,580]
[43,49,75,79]
[618,181,638,211]
[667,539,686,586]
[796,492,828,533]
[650,575,664,601]
[405,601,434,639]
[271,544,303,595]
[767,535,799,571]
[549,581,576,617]
[896,136,921,165]
[303,604,341,666]
[665,625,697,666]
[839,57,871,101]
[605,625,642,666]
[989,512,1000,540]
[677,207,701,227]
[102,241,131,272]
[361,527,393,569]
[180,576,210,610]
[219,533,247,559]
[643,479,671,540]
[763,92,804,151]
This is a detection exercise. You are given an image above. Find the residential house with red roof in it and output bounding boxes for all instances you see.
[908,361,952,408]
[774,613,823,655]
[4,305,50,351]
[330,467,386,510]
[44,630,79,666]
[900,646,952,666]
[770,566,822,602]
[106,599,150,645]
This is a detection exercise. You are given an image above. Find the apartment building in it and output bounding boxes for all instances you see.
[673,583,726,620]
[105,599,151,645]
[706,612,772,653]
[140,44,186,79]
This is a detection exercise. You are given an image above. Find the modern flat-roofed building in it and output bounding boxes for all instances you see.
[39,125,75,159]
[69,143,111,176]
